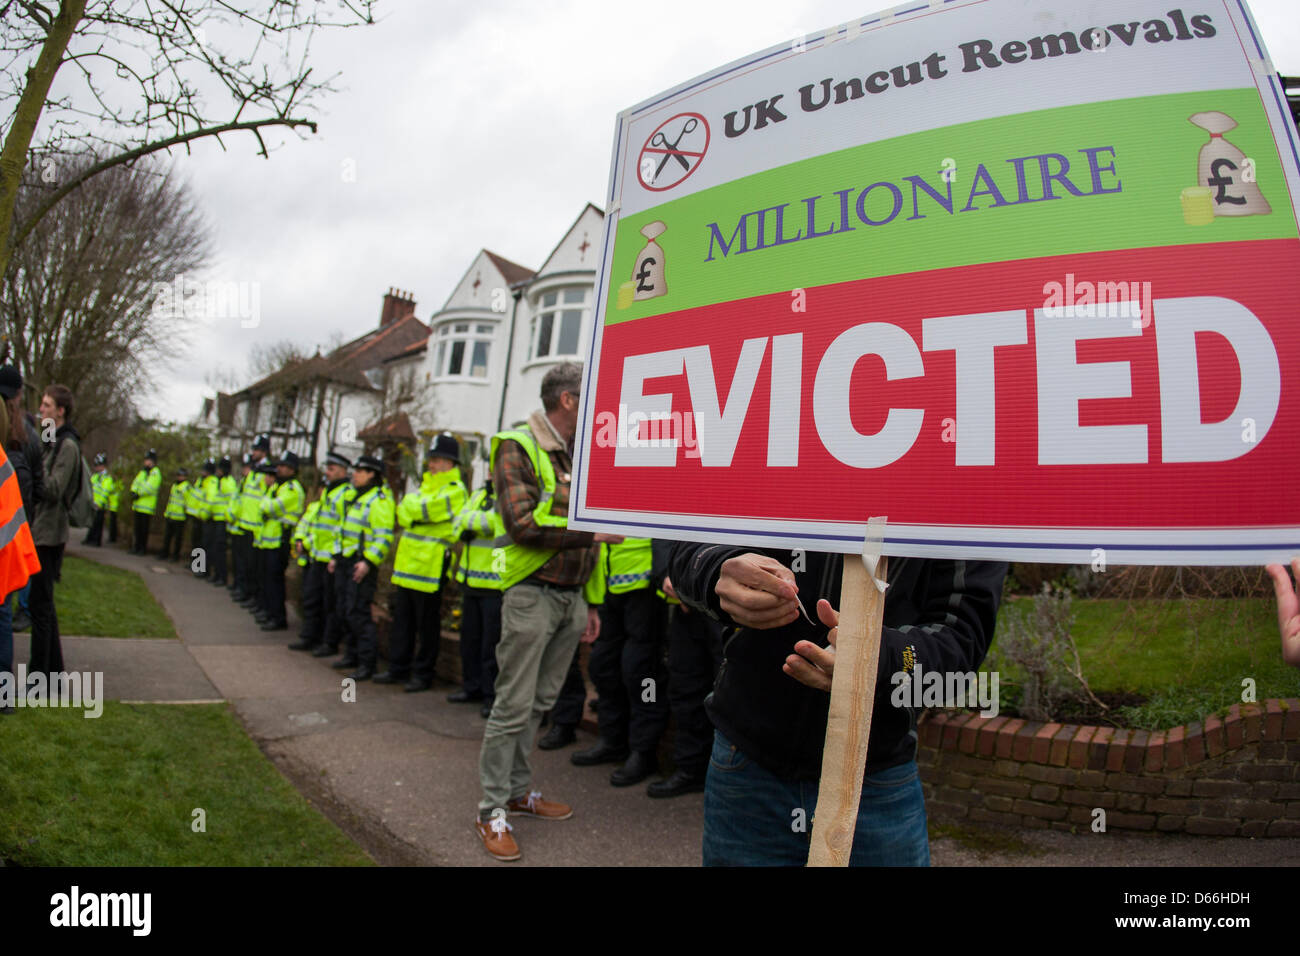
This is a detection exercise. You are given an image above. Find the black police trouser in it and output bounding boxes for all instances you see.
[132,511,152,554]
[108,511,118,543]
[387,584,442,681]
[343,556,379,667]
[298,560,330,646]
[588,588,669,753]
[28,544,65,677]
[188,517,205,573]
[204,520,227,584]
[335,559,355,655]
[228,531,245,593]
[262,533,290,625]
[161,518,185,559]
[239,533,256,596]
[85,508,105,546]
[248,546,266,608]
[459,587,502,699]
[549,645,588,729]
[666,606,725,775]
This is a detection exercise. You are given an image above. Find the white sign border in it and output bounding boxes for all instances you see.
[570,0,1300,566]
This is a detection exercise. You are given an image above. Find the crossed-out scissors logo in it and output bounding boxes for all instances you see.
[638,112,710,191]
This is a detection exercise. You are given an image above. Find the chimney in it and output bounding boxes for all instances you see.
[380,287,417,327]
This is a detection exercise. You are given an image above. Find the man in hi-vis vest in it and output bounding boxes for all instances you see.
[474,362,620,863]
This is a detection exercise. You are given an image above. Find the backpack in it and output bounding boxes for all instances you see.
[55,436,96,529]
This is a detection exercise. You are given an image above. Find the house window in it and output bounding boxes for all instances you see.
[434,321,493,379]
[529,287,587,360]
[245,399,259,430]
[272,392,294,430]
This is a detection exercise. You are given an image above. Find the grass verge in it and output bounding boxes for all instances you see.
[52,554,177,638]
[0,701,372,866]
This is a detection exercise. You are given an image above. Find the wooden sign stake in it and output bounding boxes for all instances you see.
[807,554,888,867]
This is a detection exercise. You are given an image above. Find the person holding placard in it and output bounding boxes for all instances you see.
[667,545,1006,866]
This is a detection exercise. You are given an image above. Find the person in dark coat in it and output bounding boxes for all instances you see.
[667,543,1007,866]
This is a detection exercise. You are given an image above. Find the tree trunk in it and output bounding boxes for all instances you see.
[0,0,87,284]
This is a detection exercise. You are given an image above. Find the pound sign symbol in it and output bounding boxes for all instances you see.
[1207,158,1247,206]
[635,258,656,292]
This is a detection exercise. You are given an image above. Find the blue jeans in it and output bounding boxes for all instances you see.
[16,582,29,613]
[702,730,930,866]
[0,591,12,680]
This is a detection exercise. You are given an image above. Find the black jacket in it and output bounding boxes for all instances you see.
[7,414,43,518]
[667,543,1008,781]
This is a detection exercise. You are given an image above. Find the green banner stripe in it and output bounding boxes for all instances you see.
[607,88,1295,324]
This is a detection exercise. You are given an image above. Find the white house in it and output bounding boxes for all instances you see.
[500,202,605,429]
[408,204,604,485]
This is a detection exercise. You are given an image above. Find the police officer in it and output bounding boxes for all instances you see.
[234,447,268,605]
[571,538,669,786]
[84,453,110,546]
[330,452,394,680]
[226,455,249,595]
[206,456,236,587]
[450,477,505,717]
[129,449,161,555]
[160,467,190,561]
[295,451,355,657]
[289,451,352,654]
[250,460,279,622]
[646,570,725,797]
[184,461,205,565]
[193,458,216,577]
[258,451,304,631]
[377,433,467,690]
[104,462,120,544]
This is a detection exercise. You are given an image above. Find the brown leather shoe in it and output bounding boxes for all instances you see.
[507,790,573,821]
[475,816,521,861]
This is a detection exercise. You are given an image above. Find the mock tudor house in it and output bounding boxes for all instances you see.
[197,290,429,472]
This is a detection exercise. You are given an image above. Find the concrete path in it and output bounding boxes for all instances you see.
[60,541,703,866]
[52,542,1300,867]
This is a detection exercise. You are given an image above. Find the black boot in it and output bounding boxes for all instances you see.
[610,751,657,787]
[537,723,577,751]
[570,738,628,766]
[647,768,706,798]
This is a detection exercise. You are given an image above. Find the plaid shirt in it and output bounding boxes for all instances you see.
[493,417,596,588]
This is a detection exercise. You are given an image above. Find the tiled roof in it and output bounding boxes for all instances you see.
[383,337,429,364]
[484,250,535,287]
[357,411,415,442]
[234,313,430,400]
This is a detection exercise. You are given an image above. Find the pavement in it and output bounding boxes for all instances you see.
[49,541,703,866]
[27,541,1300,867]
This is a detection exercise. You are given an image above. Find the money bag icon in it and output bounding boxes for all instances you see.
[632,221,667,302]
[1189,111,1271,217]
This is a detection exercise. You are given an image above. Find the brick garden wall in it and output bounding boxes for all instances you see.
[917,701,1300,837]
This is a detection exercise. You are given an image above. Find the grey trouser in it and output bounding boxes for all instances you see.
[478,581,586,816]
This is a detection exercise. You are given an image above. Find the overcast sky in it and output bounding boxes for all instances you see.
[146,0,1300,423]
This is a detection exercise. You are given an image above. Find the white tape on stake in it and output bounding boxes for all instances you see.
[861,516,890,594]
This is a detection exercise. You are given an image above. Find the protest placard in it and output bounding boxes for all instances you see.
[572,0,1300,568]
